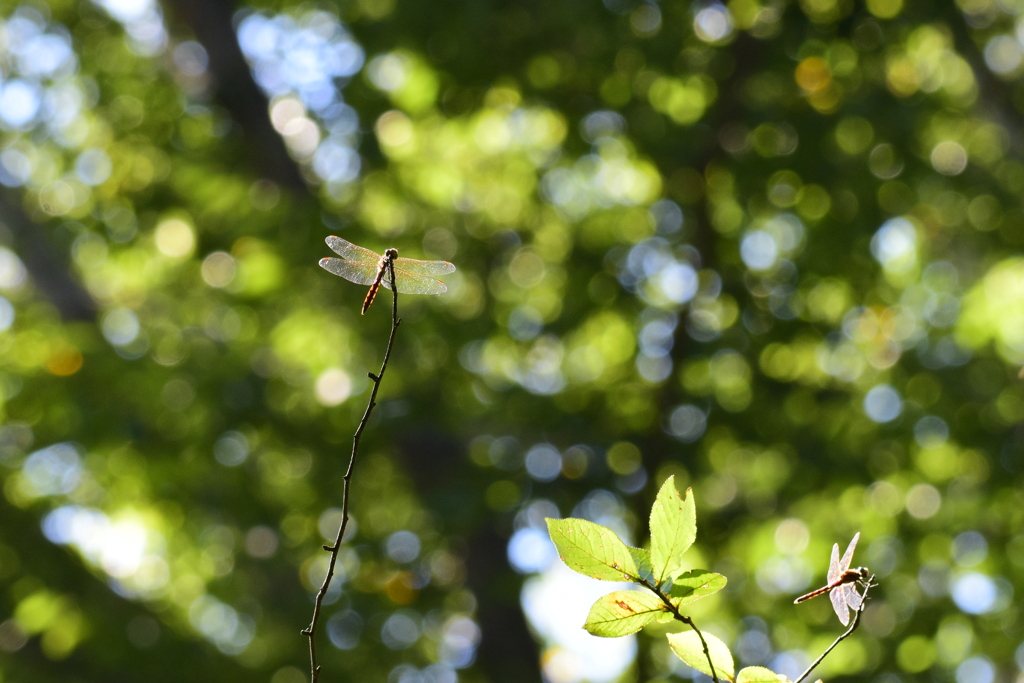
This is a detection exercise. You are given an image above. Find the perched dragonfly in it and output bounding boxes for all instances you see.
[319,236,456,314]
[794,532,869,626]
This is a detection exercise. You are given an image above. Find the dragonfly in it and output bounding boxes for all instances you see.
[319,236,456,314]
[793,532,869,626]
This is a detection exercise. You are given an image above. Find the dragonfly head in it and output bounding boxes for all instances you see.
[384,248,398,260]
[854,566,869,581]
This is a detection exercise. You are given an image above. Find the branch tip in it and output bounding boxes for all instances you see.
[794,575,876,683]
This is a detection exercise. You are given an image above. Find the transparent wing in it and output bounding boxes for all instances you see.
[827,542,841,584]
[392,256,456,277]
[846,583,864,611]
[325,236,382,265]
[319,257,381,285]
[831,585,852,626]
[380,268,448,295]
[839,533,860,574]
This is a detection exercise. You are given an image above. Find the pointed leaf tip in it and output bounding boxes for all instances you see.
[650,477,697,586]
[668,570,727,608]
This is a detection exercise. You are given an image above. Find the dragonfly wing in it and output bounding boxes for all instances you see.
[827,542,841,584]
[380,270,448,295]
[846,583,864,611]
[325,236,383,265]
[319,258,380,285]
[392,256,456,277]
[831,585,851,626]
[839,533,860,573]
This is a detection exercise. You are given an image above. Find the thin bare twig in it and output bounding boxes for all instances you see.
[794,575,877,683]
[640,578,719,683]
[302,258,401,683]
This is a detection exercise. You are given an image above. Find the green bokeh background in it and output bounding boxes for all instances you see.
[0,0,1023,681]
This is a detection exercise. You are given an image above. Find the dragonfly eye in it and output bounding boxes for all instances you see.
[384,248,398,259]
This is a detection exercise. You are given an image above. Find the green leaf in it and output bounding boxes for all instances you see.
[667,570,727,608]
[628,545,654,583]
[546,518,641,581]
[649,476,696,585]
[737,666,787,683]
[667,630,735,681]
[653,610,674,624]
[583,590,665,637]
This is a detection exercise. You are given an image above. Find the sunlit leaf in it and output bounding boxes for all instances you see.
[546,518,640,581]
[653,609,675,624]
[649,476,696,585]
[628,545,654,583]
[737,666,788,682]
[584,590,665,637]
[667,570,727,608]
[667,629,735,681]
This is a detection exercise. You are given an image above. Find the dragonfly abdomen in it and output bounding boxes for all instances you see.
[361,251,397,315]
[794,583,837,603]
[361,282,380,315]
[793,567,867,604]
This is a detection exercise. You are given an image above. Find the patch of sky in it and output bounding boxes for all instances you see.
[580,110,626,143]
[90,0,168,55]
[741,213,805,273]
[524,443,562,482]
[863,384,902,423]
[189,594,255,654]
[741,230,777,270]
[620,238,700,307]
[237,9,364,189]
[23,442,82,496]
[0,296,13,332]
[956,657,994,683]
[666,404,707,443]
[508,526,558,573]
[649,199,684,235]
[950,572,998,614]
[871,217,917,273]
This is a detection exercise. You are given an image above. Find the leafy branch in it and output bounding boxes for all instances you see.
[638,575,724,683]
[301,258,401,683]
[547,478,876,683]
[547,478,735,682]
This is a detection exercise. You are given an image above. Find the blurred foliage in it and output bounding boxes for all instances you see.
[0,0,1023,682]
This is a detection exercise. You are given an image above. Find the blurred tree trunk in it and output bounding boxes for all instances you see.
[0,190,96,321]
[161,0,310,192]
[399,428,543,682]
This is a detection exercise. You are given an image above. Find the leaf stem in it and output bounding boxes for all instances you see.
[794,575,876,683]
[641,578,719,683]
[302,257,401,683]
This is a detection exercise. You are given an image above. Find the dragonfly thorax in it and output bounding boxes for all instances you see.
[836,568,866,585]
